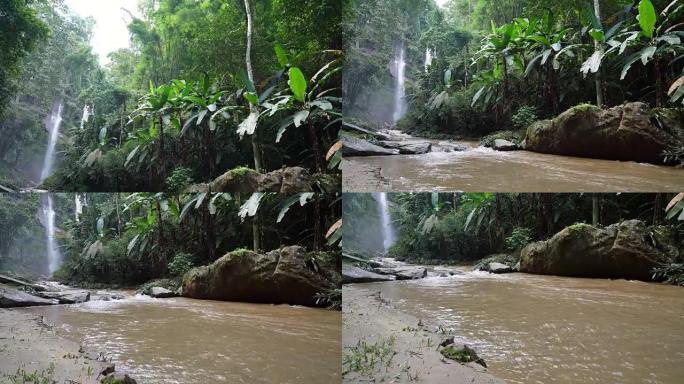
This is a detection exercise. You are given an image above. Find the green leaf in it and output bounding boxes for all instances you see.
[620,52,643,80]
[471,87,486,107]
[638,0,657,38]
[275,116,295,143]
[125,145,141,167]
[127,234,140,256]
[288,67,307,102]
[238,193,264,221]
[588,29,604,43]
[244,92,259,106]
[639,45,657,65]
[274,43,289,67]
[293,110,310,128]
[237,112,259,138]
[98,127,107,146]
[444,69,452,86]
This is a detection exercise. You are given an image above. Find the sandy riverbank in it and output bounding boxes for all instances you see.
[342,283,504,383]
[0,308,112,383]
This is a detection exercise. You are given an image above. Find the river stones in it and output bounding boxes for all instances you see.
[181,246,339,307]
[491,139,519,151]
[342,265,395,283]
[440,343,487,368]
[148,287,176,298]
[524,102,683,164]
[520,219,678,281]
[487,262,513,274]
[435,141,469,152]
[0,285,58,307]
[36,290,91,304]
[101,372,137,384]
[372,266,428,280]
[342,136,400,156]
[377,140,432,154]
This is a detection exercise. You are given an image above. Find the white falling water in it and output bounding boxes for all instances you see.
[40,101,63,181]
[392,43,407,125]
[375,192,396,254]
[42,194,62,275]
[80,104,92,129]
[424,48,434,72]
[75,193,83,222]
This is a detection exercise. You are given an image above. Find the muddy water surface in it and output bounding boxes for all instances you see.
[342,146,684,192]
[365,272,684,384]
[21,294,341,383]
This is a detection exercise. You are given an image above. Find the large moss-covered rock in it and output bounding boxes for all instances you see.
[181,246,339,307]
[524,102,683,164]
[189,167,313,192]
[520,220,678,281]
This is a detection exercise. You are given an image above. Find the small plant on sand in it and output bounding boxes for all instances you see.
[342,336,397,375]
[9,363,55,384]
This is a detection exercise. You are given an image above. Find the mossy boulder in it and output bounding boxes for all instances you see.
[440,344,487,368]
[189,166,313,192]
[524,102,683,164]
[181,246,339,307]
[520,220,678,281]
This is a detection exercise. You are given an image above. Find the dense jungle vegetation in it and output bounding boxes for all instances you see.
[345,0,683,155]
[0,0,343,191]
[344,192,684,283]
[0,192,342,303]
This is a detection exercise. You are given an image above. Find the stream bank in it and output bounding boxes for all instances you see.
[342,283,504,383]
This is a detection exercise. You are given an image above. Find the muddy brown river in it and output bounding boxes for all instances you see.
[357,272,684,384]
[342,145,684,192]
[21,294,341,383]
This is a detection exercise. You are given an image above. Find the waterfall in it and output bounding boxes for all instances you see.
[75,193,83,222]
[424,48,434,72]
[374,192,396,254]
[391,43,407,125]
[80,104,92,129]
[42,194,62,275]
[40,101,64,181]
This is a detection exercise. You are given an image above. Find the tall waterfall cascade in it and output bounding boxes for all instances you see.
[40,101,63,181]
[374,192,396,253]
[42,194,62,275]
[391,43,407,124]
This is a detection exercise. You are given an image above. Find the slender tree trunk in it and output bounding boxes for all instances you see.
[155,199,166,275]
[592,194,600,226]
[158,116,166,185]
[593,0,605,107]
[243,0,264,172]
[313,197,321,251]
[653,194,663,225]
[252,212,261,252]
[115,193,122,236]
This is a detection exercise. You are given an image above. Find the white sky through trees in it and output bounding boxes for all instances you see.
[64,0,141,65]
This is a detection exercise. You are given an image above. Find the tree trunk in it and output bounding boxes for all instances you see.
[653,194,663,225]
[243,0,264,172]
[252,212,261,252]
[155,199,166,275]
[593,0,605,107]
[158,116,166,185]
[592,194,600,226]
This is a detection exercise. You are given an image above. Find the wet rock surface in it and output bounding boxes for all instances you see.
[377,140,432,154]
[0,284,58,307]
[342,136,400,156]
[492,139,519,151]
[525,102,683,164]
[190,166,314,192]
[182,246,339,306]
[36,289,91,304]
[342,265,395,283]
[520,219,678,280]
[372,266,428,280]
